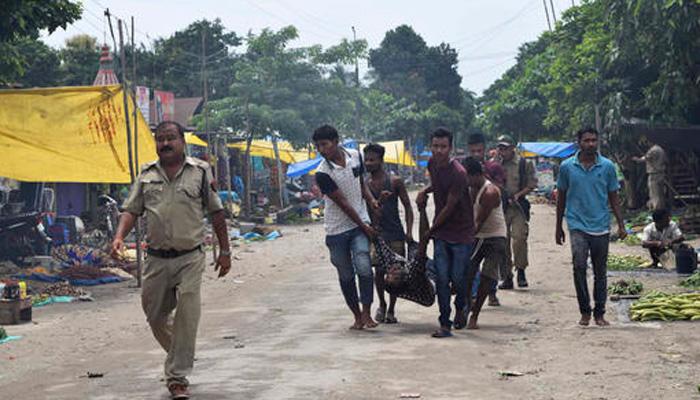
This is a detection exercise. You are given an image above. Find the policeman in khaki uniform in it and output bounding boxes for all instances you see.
[112,121,230,400]
[496,134,537,289]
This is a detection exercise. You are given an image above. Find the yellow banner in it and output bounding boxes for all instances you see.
[0,85,157,183]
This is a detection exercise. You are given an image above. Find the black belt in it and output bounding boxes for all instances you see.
[147,245,201,259]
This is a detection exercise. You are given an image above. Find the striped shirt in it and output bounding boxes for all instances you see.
[315,148,370,236]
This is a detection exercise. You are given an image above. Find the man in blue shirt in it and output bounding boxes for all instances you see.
[555,128,627,327]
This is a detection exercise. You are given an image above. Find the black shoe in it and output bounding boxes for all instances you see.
[498,279,514,290]
[517,269,529,288]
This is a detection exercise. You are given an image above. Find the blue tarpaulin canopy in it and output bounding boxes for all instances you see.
[519,142,577,158]
[287,157,322,178]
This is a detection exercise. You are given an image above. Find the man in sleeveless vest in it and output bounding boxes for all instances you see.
[364,143,414,324]
[462,157,507,330]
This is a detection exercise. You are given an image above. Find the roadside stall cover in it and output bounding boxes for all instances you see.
[518,142,576,158]
[228,139,310,164]
[0,85,156,183]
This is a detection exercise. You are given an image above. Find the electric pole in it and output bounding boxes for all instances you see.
[549,0,558,24]
[542,0,552,31]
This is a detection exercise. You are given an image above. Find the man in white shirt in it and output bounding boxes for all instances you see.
[313,125,380,330]
[642,209,684,267]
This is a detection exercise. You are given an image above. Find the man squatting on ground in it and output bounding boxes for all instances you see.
[467,133,506,307]
[463,156,507,330]
[313,124,381,330]
[363,143,414,324]
[111,121,231,400]
[556,127,627,327]
[416,127,475,338]
[642,209,685,267]
[496,134,537,289]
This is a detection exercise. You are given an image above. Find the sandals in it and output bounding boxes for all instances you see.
[168,383,190,399]
[431,327,452,338]
[374,307,386,323]
[385,312,398,324]
[454,309,467,330]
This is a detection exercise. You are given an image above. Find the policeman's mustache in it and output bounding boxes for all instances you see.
[160,145,173,152]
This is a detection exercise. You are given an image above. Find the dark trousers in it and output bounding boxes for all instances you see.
[570,230,609,317]
[648,247,666,265]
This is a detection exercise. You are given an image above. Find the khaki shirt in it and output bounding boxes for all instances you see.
[645,144,666,174]
[501,154,537,196]
[123,157,223,251]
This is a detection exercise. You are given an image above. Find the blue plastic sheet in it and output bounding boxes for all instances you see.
[286,157,322,178]
[12,273,126,286]
[0,336,21,345]
[519,142,577,158]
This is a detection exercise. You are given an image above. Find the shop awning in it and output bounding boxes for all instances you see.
[185,132,208,147]
[519,142,576,158]
[228,139,310,164]
[0,85,157,183]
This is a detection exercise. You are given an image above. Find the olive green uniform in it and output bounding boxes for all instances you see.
[123,156,223,386]
[500,154,537,279]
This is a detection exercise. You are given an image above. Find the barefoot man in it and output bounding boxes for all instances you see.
[363,143,414,324]
[555,127,627,327]
[313,125,380,330]
[111,121,231,400]
[463,157,507,329]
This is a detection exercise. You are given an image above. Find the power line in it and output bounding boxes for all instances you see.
[275,0,347,39]
[242,0,343,42]
[450,0,538,47]
[457,3,540,55]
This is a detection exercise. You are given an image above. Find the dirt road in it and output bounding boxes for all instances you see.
[1,203,699,399]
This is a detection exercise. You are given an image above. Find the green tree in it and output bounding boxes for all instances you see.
[0,0,82,84]
[149,19,241,99]
[11,37,62,88]
[59,34,100,86]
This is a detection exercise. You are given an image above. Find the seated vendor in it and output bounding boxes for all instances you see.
[641,209,684,267]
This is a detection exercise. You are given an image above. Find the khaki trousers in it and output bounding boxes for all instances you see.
[141,248,205,386]
[500,203,529,280]
[648,173,666,211]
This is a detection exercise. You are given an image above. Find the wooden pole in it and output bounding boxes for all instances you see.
[130,16,143,288]
[271,134,285,208]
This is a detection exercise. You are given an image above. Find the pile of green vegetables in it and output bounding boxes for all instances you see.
[630,291,700,322]
[608,254,648,271]
[680,271,700,288]
[608,279,644,295]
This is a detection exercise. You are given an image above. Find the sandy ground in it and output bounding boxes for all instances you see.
[1,202,699,400]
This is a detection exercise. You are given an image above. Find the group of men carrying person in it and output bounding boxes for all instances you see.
[313,125,539,338]
[108,120,653,399]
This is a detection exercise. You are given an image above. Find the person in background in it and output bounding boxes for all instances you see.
[496,134,537,289]
[467,133,505,306]
[416,127,475,338]
[641,209,684,267]
[111,121,231,400]
[463,157,507,330]
[313,125,380,330]
[364,143,414,324]
[633,140,667,211]
[555,127,627,327]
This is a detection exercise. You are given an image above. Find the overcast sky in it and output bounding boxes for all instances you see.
[41,0,577,95]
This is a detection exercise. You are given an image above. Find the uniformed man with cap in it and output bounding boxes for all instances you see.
[111,121,231,400]
[496,134,537,289]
